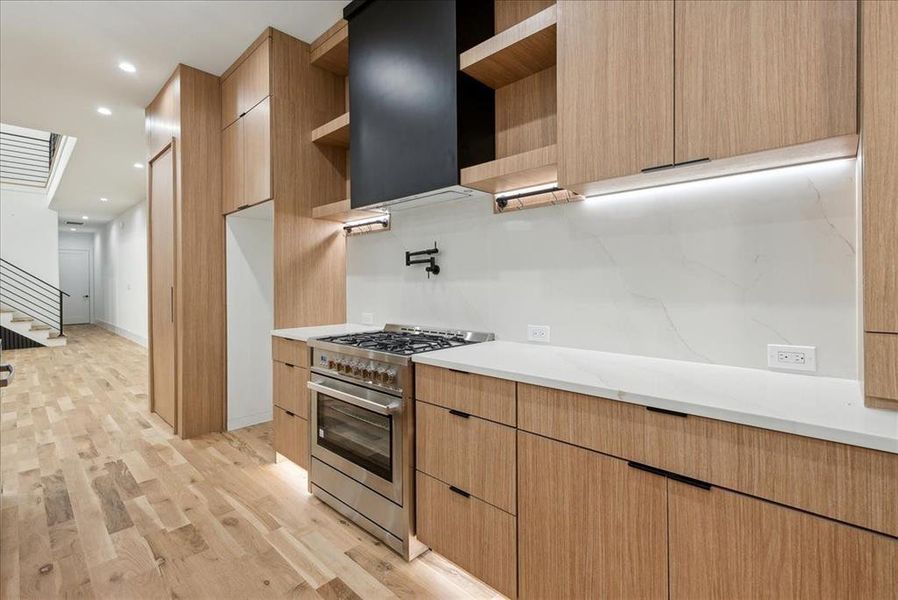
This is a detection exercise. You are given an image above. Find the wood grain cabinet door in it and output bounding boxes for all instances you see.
[518,431,669,600]
[674,0,857,164]
[861,0,898,335]
[221,118,244,214]
[557,0,674,190]
[668,481,898,600]
[221,70,241,129]
[243,96,272,207]
[274,406,308,469]
[149,142,177,429]
[238,37,270,118]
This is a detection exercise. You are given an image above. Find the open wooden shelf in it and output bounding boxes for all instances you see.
[460,144,557,194]
[312,198,386,223]
[311,112,350,147]
[460,4,557,89]
[310,20,349,75]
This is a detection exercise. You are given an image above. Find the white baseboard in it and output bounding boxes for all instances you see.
[96,320,148,347]
[228,409,273,431]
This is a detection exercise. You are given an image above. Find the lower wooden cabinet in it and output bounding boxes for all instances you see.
[272,337,309,368]
[273,405,309,470]
[669,481,898,600]
[518,431,669,600]
[417,366,898,599]
[416,471,517,598]
[272,338,310,470]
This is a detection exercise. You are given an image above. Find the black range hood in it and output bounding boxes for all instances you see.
[345,0,495,209]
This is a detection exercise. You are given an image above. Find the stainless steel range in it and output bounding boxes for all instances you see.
[306,324,494,560]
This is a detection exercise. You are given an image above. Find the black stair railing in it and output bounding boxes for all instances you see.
[0,258,70,336]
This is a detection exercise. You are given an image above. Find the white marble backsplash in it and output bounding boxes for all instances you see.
[347,159,858,378]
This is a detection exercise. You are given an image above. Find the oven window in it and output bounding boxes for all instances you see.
[317,394,392,481]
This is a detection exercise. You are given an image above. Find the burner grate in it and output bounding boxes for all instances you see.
[318,331,470,355]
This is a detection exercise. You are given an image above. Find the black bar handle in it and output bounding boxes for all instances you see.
[448,368,470,375]
[238,204,251,210]
[448,409,470,419]
[285,363,296,368]
[285,410,296,418]
[646,406,688,418]
[628,461,712,490]
[674,157,711,167]
[641,163,674,173]
[448,485,470,498]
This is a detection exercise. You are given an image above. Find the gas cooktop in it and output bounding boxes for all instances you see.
[315,324,494,356]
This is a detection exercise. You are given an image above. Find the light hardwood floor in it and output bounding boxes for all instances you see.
[0,326,501,600]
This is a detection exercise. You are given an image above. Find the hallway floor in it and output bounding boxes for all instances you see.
[0,326,499,599]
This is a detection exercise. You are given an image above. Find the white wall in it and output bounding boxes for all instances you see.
[95,201,148,346]
[0,187,59,286]
[347,159,859,379]
[226,202,274,430]
[58,231,99,323]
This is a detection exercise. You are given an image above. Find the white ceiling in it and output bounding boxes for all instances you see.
[0,0,349,225]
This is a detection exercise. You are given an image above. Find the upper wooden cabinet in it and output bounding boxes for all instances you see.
[221,37,270,129]
[558,0,858,196]
[243,96,271,206]
[557,0,674,188]
[675,0,857,164]
[221,97,271,214]
[220,28,346,328]
[221,118,244,215]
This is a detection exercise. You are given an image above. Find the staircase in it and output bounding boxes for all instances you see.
[0,258,68,348]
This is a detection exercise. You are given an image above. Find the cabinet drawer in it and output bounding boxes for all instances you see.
[643,409,898,538]
[273,361,309,417]
[518,383,646,460]
[416,401,516,514]
[274,406,308,470]
[416,471,516,599]
[415,364,516,426]
[520,383,898,537]
[272,337,309,368]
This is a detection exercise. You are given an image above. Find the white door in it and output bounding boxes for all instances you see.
[59,249,91,324]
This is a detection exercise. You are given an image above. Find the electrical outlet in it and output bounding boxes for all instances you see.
[527,325,550,343]
[361,312,374,325]
[767,344,816,372]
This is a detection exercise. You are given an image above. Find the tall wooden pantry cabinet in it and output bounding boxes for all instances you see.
[862,0,898,409]
[145,65,225,438]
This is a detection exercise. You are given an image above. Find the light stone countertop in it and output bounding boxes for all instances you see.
[271,323,378,342]
[412,341,898,454]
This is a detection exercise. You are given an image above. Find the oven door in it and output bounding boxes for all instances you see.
[308,376,403,505]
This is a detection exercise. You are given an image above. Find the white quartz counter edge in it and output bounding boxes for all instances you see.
[271,323,378,342]
[412,341,898,454]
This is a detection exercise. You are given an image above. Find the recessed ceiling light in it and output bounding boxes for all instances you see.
[97,106,112,116]
[133,162,144,169]
[118,61,136,73]
[100,197,109,202]
[81,215,89,220]
[70,228,77,232]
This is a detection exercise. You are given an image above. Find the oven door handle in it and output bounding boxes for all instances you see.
[307,380,402,416]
